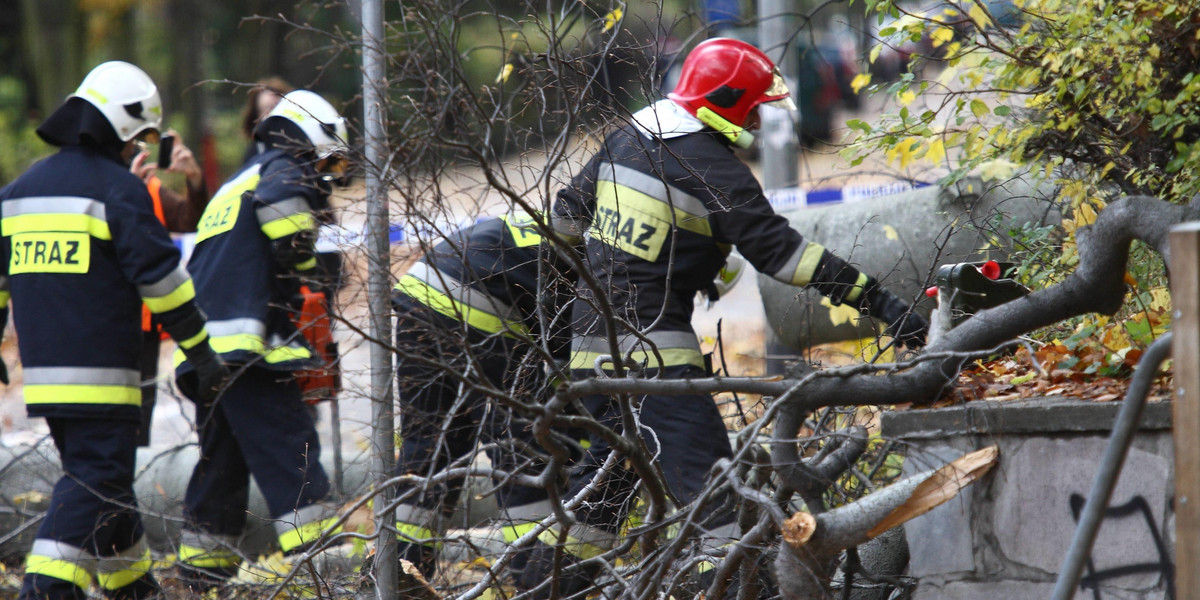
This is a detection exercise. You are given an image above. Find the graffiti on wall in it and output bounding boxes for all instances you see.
[1067,493,1174,599]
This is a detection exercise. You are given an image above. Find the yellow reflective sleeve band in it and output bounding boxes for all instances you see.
[25,384,141,406]
[2,214,112,240]
[396,522,442,549]
[502,522,540,544]
[568,348,706,371]
[97,555,152,590]
[535,529,607,560]
[394,274,526,336]
[844,271,870,304]
[791,243,826,287]
[178,544,240,569]
[0,290,9,305]
[501,213,545,248]
[173,334,313,367]
[177,328,209,351]
[25,555,94,590]
[295,257,318,271]
[278,517,342,554]
[260,212,316,241]
[142,279,195,314]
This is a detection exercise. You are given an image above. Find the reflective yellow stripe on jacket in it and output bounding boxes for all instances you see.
[23,367,141,407]
[172,317,313,367]
[394,262,527,336]
[569,330,705,371]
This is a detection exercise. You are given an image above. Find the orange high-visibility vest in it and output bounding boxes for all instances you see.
[142,176,168,332]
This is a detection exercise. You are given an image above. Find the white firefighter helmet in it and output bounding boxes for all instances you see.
[71,61,162,143]
[265,90,348,159]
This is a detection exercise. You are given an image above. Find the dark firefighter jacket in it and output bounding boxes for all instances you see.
[552,100,875,371]
[393,213,576,361]
[0,145,210,421]
[175,148,323,374]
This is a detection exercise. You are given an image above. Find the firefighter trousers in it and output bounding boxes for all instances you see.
[20,418,156,600]
[392,298,557,573]
[565,364,738,548]
[179,365,333,574]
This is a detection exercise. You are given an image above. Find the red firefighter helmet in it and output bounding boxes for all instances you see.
[668,38,795,128]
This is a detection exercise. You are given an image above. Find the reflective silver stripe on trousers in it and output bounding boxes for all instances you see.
[3,196,108,220]
[394,504,442,529]
[23,367,141,387]
[273,502,336,537]
[180,530,241,552]
[501,499,556,522]
[565,522,617,550]
[572,330,702,355]
[205,318,267,338]
[137,265,191,299]
[255,196,312,224]
[95,536,149,575]
[407,262,520,322]
[30,539,98,571]
[597,162,710,219]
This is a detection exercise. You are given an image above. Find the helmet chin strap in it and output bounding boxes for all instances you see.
[695,107,755,149]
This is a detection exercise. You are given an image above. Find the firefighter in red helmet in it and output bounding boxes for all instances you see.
[517,38,927,596]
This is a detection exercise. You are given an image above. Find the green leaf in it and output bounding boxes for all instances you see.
[970,99,989,118]
[994,105,1011,116]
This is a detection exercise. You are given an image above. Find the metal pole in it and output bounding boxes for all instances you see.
[757,0,798,375]
[756,0,798,193]
[361,0,397,597]
[1050,332,1173,600]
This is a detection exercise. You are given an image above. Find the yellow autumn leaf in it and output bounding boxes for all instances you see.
[1148,286,1171,311]
[1073,202,1098,226]
[869,43,883,65]
[821,296,862,327]
[926,137,946,164]
[886,137,921,168]
[930,26,955,48]
[496,63,514,84]
[968,3,993,28]
[883,224,899,241]
[977,158,1018,181]
[602,8,624,32]
[898,90,916,106]
[850,73,872,95]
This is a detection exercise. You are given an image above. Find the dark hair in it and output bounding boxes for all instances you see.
[239,77,294,139]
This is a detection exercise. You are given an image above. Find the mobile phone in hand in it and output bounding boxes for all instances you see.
[158,135,175,169]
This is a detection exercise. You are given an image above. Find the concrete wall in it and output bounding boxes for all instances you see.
[881,398,1175,599]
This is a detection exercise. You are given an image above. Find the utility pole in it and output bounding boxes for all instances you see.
[758,0,800,374]
[757,0,799,192]
[360,0,397,597]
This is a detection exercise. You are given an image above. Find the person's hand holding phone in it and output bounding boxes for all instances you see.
[157,130,204,189]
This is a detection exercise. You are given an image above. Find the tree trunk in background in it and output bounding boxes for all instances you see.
[19,0,85,118]
[165,0,210,174]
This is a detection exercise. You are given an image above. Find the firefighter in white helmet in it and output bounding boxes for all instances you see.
[3,61,228,600]
[172,89,348,591]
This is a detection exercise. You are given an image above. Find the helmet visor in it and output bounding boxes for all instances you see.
[761,69,797,111]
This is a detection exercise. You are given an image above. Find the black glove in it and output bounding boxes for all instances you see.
[179,343,231,402]
[0,355,8,385]
[868,289,929,349]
